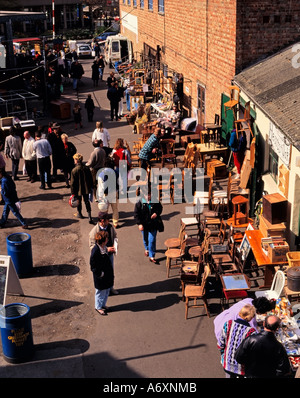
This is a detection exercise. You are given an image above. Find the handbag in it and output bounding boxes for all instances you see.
[157,216,164,233]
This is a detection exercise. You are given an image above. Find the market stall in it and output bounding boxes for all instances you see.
[256,297,300,373]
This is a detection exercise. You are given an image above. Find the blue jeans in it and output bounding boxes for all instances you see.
[0,203,26,227]
[141,229,157,258]
[95,288,110,310]
[73,78,78,90]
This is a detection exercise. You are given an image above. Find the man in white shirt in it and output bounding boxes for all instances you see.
[22,131,37,183]
[32,131,52,190]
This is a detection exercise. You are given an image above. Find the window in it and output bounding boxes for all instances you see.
[128,0,131,5]
[285,15,292,23]
[148,0,153,11]
[274,15,280,23]
[133,0,137,6]
[263,16,270,24]
[158,0,165,13]
[269,146,278,183]
[140,0,144,8]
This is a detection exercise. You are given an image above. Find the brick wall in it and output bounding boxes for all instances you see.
[119,0,300,122]
[236,0,300,72]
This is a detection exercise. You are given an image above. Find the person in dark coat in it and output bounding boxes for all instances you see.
[90,230,114,315]
[47,124,66,180]
[85,94,95,122]
[0,168,28,229]
[70,59,84,90]
[61,133,77,188]
[134,186,163,264]
[91,60,99,87]
[70,153,95,224]
[107,81,120,121]
[235,315,291,378]
[98,54,105,81]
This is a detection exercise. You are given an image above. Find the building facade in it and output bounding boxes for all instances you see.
[119,0,300,124]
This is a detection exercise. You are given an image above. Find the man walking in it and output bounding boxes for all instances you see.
[86,139,106,201]
[0,167,28,229]
[85,94,95,122]
[22,131,37,183]
[32,130,53,190]
[70,59,84,90]
[107,81,119,121]
[4,127,22,180]
[89,211,118,295]
[70,153,95,224]
[235,314,291,378]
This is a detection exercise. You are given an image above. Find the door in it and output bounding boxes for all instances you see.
[197,84,205,126]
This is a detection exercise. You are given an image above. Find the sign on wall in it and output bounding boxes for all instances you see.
[268,122,291,167]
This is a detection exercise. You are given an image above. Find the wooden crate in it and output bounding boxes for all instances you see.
[259,214,286,238]
[262,193,288,225]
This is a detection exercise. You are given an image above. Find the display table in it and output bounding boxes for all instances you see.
[245,230,288,288]
[195,143,228,168]
[256,297,300,373]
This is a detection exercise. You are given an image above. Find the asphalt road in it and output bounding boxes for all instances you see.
[0,56,226,384]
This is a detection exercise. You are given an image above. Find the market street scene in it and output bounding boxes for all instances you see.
[0,0,300,383]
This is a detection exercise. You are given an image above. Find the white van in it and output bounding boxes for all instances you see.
[104,34,133,68]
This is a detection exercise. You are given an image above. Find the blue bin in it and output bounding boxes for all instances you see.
[0,303,34,363]
[6,233,33,277]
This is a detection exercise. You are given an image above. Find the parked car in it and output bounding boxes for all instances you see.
[96,31,118,42]
[76,44,92,58]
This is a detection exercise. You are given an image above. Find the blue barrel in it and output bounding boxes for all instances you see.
[6,233,33,277]
[0,303,34,363]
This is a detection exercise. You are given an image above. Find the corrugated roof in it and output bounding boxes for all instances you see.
[234,42,300,150]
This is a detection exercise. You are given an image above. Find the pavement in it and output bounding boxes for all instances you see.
[0,57,228,384]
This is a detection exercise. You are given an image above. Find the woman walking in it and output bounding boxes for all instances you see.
[90,230,114,316]
[134,186,163,264]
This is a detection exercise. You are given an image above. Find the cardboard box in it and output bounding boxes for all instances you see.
[268,242,289,263]
[259,214,286,238]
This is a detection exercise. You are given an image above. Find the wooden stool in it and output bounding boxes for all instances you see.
[232,195,249,226]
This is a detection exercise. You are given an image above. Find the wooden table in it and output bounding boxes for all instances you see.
[195,143,228,168]
[245,230,288,288]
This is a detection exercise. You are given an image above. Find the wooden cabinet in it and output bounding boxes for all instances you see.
[278,164,289,198]
[262,193,288,225]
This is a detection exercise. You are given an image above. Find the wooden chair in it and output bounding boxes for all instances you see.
[164,223,185,250]
[224,86,240,120]
[180,256,204,298]
[184,265,211,319]
[165,238,187,278]
[160,138,177,167]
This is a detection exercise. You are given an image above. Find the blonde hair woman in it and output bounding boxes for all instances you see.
[92,121,110,154]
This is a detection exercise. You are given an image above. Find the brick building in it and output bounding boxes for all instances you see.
[119,0,300,125]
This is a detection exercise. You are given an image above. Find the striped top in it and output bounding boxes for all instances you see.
[218,318,256,376]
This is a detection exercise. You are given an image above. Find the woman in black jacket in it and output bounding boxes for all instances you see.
[90,230,114,316]
[134,189,163,264]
